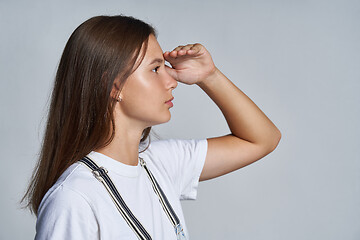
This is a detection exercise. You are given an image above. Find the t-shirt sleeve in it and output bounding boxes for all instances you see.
[35,185,98,240]
[149,138,208,201]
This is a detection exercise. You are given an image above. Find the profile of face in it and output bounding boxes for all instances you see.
[117,34,178,128]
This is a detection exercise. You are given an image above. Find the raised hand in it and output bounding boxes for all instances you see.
[163,43,217,85]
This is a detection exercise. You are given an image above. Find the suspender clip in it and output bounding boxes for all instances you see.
[139,157,146,167]
[92,167,108,181]
[175,223,186,240]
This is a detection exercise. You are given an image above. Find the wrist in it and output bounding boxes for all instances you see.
[196,67,221,88]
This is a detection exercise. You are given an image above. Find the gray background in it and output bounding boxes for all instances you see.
[1,0,359,239]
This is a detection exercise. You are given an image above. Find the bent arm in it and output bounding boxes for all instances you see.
[197,67,281,181]
[163,43,281,181]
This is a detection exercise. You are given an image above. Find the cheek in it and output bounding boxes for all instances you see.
[125,79,158,104]
[121,77,164,114]
[129,75,163,102]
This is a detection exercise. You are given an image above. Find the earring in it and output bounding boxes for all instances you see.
[118,96,122,102]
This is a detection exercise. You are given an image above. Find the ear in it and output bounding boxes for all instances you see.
[110,76,123,101]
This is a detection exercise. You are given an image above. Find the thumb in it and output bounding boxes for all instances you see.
[164,65,178,80]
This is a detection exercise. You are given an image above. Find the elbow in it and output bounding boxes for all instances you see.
[259,129,281,154]
[253,129,281,157]
[268,129,281,152]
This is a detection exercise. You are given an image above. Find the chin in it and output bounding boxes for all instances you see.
[148,114,171,127]
[160,115,172,124]
[164,111,172,122]
[152,112,172,126]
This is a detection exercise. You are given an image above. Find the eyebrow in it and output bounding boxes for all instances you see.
[148,58,164,65]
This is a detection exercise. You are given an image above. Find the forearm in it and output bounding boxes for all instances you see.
[197,67,281,150]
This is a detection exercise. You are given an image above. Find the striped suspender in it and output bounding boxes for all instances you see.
[79,156,186,240]
[79,156,151,240]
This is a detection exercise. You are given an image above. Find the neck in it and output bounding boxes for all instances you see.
[95,114,148,166]
[96,131,143,166]
[95,99,152,166]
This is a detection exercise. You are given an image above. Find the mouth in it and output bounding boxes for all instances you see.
[165,97,174,107]
[165,97,174,103]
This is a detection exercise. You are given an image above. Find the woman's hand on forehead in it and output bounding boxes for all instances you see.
[163,43,217,85]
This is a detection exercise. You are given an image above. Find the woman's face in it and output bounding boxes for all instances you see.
[118,34,178,128]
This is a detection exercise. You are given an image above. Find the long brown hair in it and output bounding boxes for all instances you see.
[22,15,157,215]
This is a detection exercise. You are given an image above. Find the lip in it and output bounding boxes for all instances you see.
[165,97,174,107]
[165,97,174,103]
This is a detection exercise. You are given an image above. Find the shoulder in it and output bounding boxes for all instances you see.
[139,138,208,186]
[38,162,98,214]
[36,163,99,239]
[143,138,207,157]
[139,138,208,165]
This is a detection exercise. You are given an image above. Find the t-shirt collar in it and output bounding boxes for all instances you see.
[86,151,142,178]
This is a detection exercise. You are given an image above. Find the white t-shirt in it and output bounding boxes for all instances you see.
[35,138,208,240]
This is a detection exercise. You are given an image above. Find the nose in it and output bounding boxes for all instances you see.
[165,70,178,90]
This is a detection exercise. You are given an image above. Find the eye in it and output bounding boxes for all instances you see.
[152,66,160,73]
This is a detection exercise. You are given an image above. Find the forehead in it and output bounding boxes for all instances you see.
[130,34,164,74]
[141,34,164,64]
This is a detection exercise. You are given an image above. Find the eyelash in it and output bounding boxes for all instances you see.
[152,66,160,73]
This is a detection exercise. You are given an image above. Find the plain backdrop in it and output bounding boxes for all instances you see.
[1,0,359,239]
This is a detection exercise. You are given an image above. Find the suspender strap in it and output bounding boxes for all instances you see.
[79,157,151,240]
[139,158,186,239]
[79,156,186,239]
[139,157,180,226]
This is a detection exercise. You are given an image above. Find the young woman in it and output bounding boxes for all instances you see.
[23,15,281,239]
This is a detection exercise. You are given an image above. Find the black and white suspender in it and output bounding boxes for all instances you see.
[79,156,187,240]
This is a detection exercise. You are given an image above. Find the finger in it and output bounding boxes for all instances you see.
[173,45,185,51]
[173,43,195,52]
[188,44,201,53]
[181,44,194,50]
[164,64,178,80]
[190,43,201,50]
[180,45,199,56]
[169,50,178,58]
[177,45,193,55]
[177,49,188,55]
[168,43,200,58]
[164,50,180,60]
[163,51,171,60]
